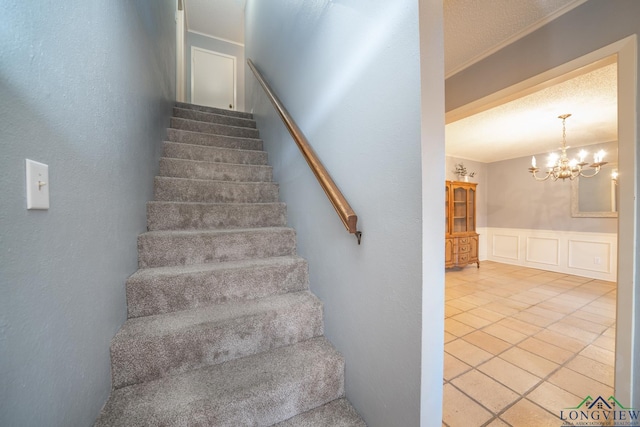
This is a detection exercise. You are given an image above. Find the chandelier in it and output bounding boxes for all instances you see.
[528,114,607,181]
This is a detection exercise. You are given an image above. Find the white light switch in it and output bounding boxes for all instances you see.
[26,159,49,210]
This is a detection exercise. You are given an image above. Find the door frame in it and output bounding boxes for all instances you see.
[190,46,237,110]
[176,0,185,102]
[445,34,638,404]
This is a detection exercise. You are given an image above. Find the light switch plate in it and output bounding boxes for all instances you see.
[26,159,49,210]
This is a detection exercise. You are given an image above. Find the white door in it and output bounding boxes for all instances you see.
[191,47,236,110]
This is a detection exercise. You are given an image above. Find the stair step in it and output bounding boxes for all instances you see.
[96,104,366,426]
[137,227,296,268]
[126,255,309,318]
[147,201,287,231]
[175,101,253,119]
[96,337,344,426]
[173,107,256,129]
[274,398,366,427]
[171,117,259,139]
[111,291,323,389]
[154,176,279,203]
[162,141,268,165]
[166,128,263,151]
[158,157,273,182]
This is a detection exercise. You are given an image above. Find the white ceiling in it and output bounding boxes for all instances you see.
[446,59,618,163]
[185,0,617,164]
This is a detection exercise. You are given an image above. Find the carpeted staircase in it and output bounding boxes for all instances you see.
[94,103,366,426]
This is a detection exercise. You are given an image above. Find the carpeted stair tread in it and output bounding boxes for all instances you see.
[173,107,257,129]
[137,227,296,268]
[147,201,287,231]
[95,337,345,427]
[162,141,268,165]
[126,255,309,318]
[274,398,366,427]
[158,157,273,182]
[154,176,279,203]
[167,128,263,151]
[171,117,259,139]
[96,102,367,426]
[175,101,253,119]
[110,290,323,389]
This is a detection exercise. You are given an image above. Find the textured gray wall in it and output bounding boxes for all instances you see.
[245,1,428,425]
[445,0,640,407]
[0,1,176,425]
[486,142,618,233]
[186,32,246,111]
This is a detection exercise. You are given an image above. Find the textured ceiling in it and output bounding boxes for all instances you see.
[444,0,587,77]
[185,0,246,44]
[446,60,618,163]
[444,0,617,164]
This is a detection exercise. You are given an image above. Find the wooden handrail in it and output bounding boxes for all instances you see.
[248,59,361,244]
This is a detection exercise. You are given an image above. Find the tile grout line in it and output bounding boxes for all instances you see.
[443,262,616,426]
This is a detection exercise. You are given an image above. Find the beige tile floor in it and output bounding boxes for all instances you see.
[443,261,616,427]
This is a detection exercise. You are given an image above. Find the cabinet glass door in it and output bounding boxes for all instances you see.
[453,186,468,233]
[468,187,475,231]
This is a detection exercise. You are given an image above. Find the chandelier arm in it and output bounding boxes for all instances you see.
[570,169,581,180]
[526,114,606,182]
[529,169,552,181]
[578,166,602,178]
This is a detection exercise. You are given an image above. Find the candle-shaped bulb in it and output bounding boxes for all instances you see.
[578,150,587,163]
[531,156,537,168]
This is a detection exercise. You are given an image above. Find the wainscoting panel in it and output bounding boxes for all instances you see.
[492,234,520,260]
[568,240,612,274]
[526,236,560,266]
[484,228,617,281]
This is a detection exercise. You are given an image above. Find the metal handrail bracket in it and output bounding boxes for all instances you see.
[247,59,361,244]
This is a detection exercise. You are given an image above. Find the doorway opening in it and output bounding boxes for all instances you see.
[442,35,637,424]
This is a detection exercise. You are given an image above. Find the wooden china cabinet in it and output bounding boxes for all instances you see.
[445,181,479,268]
